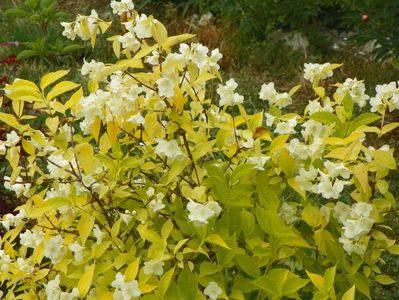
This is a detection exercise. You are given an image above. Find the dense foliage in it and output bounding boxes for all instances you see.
[0,1,398,299]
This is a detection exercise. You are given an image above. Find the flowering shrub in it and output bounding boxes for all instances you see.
[0,1,399,299]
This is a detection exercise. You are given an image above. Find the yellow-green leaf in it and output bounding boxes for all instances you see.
[205,234,231,249]
[78,264,95,297]
[125,257,140,281]
[342,284,356,300]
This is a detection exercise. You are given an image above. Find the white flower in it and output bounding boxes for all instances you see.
[47,153,70,178]
[155,139,184,160]
[317,173,348,199]
[133,14,153,39]
[287,138,310,160]
[143,260,164,276]
[148,199,165,213]
[295,166,318,192]
[343,218,374,240]
[68,241,85,262]
[259,82,292,109]
[93,224,106,244]
[279,202,300,225]
[324,160,351,179]
[81,59,106,82]
[127,112,145,126]
[338,237,367,255]
[61,22,76,40]
[120,210,134,225]
[16,257,33,273]
[303,63,333,86]
[187,201,221,226]
[264,112,276,127]
[6,130,20,146]
[0,250,11,272]
[110,0,134,15]
[204,281,222,300]
[157,78,175,98]
[146,51,159,65]
[370,82,399,113]
[0,143,6,155]
[274,118,297,135]
[119,32,140,51]
[351,202,373,219]
[111,272,141,300]
[0,209,26,231]
[19,228,45,249]
[3,176,31,197]
[146,187,155,197]
[334,202,350,223]
[336,78,369,108]
[198,12,213,26]
[45,275,62,300]
[217,79,244,107]
[246,155,270,170]
[44,235,65,264]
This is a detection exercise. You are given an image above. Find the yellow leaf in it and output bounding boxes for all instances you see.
[11,100,24,118]
[91,24,98,48]
[342,284,356,300]
[113,39,121,59]
[40,70,70,91]
[107,121,119,143]
[45,116,59,134]
[205,234,231,249]
[152,20,168,45]
[163,34,196,49]
[137,224,165,246]
[76,142,94,173]
[306,270,325,292]
[65,87,83,110]
[380,122,399,136]
[78,264,95,297]
[138,283,157,294]
[124,257,140,281]
[0,112,22,129]
[22,138,35,155]
[77,215,95,245]
[314,87,325,98]
[46,81,80,101]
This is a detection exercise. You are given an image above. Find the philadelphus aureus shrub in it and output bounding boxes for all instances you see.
[1,1,399,299]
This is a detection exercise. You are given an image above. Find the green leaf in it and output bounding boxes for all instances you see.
[278,148,296,177]
[309,112,341,125]
[236,255,260,277]
[342,92,354,119]
[375,275,396,285]
[372,150,397,170]
[230,163,255,184]
[178,268,198,300]
[205,233,231,249]
[158,267,175,296]
[17,50,39,59]
[252,268,309,297]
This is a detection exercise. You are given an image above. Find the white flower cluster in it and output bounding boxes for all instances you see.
[110,0,134,15]
[3,176,31,197]
[75,72,144,134]
[19,228,45,249]
[44,235,66,264]
[61,10,100,41]
[334,202,375,255]
[45,275,79,300]
[305,99,334,115]
[0,250,11,272]
[111,272,141,300]
[0,209,26,231]
[0,130,20,154]
[295,160,351,199]
[217,79,244,107]
[370,82,399,114]
[187,201,222,226]
[303,63,333,86]
[259,82,292,109]
[178,43,222,71]
[335,78,369,108]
